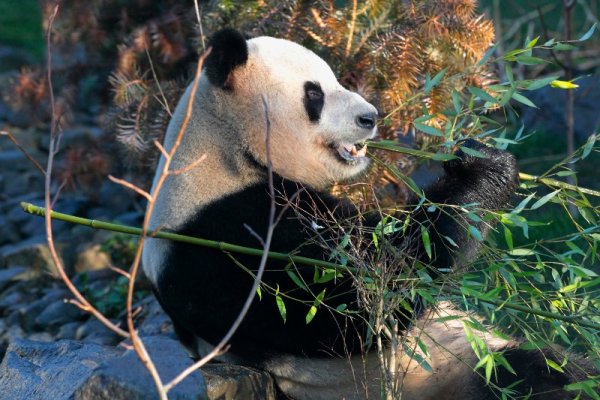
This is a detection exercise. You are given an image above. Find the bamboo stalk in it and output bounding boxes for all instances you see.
[21,201,600,331]
[519,172,600,197]
[367,141,600,197]
[20,201,341,270]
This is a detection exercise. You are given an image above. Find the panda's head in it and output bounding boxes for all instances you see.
[202,29,378,189]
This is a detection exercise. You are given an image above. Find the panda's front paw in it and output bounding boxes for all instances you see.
[444,139,518,183]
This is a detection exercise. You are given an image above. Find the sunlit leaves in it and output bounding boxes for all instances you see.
[306,289,326,324]
[550,80,579,90]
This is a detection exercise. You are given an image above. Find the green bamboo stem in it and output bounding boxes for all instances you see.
[20,202,341,270]
[368,141,600,197]
[518,172,600,197]
[440,286,600,331]
[20,201,600,331]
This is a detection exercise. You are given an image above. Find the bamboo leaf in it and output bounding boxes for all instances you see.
[287,270,309,292]
[460,146,488,158]
[421,226,432,260]
[276,295,287,323]
[511,92,537,108]
[469,225,483,241]
[582,134,597,159]
[578,23,597,41]
[468,86,498,104]
[424,68,447,94]
[530,189,561,210]
[414,121,444,137]
[516,55,546,65]
[526,75,560,90]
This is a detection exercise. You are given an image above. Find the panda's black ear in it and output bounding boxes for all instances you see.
[204,28,248,90]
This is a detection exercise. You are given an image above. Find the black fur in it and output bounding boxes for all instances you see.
[155,141,519,363]
[303,81,324,122]
[204,28,248,89]
[474,347,596,399]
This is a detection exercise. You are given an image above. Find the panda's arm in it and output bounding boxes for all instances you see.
[394,139,519,273]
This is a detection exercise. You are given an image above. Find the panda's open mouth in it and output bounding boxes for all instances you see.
[331,141,368,164]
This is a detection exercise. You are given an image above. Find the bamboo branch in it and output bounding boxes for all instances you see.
[41,4,129,340]
[21,202,600,332]
[21,202,341,270]
[368,141,600,197]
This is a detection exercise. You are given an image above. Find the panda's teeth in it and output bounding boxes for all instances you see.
[356,143,367,157]
[335,142,368,162]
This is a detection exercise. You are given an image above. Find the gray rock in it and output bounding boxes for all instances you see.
[0,266,29,292]
[1,236,64,278]
[0,149,33,172]
[75,335,207,400]
[0,215,20,245]
[19,298,51,332]
[82,332,121,346]
[134,296,174,337]
[76,319,113,341]
[26,332,55,342]
[0,339,119,400]
[35,299,86,329]
[202,364,276,400]
[3,171,44,198]
[56,321,82,340]
[0,324,25,344]
[0,288,29,312]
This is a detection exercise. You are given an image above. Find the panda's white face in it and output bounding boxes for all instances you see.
[217,36,378,189]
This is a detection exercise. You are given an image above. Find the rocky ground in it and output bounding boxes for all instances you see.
[0,46,275,399]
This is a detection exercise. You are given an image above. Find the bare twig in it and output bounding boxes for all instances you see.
[21,203,600,332]
[109,265,131,279]
[345,0,358,58]
[563,0,577,191]
[41,5,129,339]
[168,154,207,176]
[0,130,46,175]
[164,95,276,392]
[108,175,152,201]
[121,48,211,400]
[194,0,206,52]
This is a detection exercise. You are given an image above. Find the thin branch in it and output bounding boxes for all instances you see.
[164,95,277,392]
[154,139,169,160]
[109,265,131,279]
[41,5,129,339]
[194,0,206,52]
[122,48,211,400]
[144,46,172,116]
[108,175,152,201]
[0,130,46,175]
[168,154,207,176]
[21,202,342,270]
[519,172,600,197]
[21,202,600,331]
[345,0,358,58]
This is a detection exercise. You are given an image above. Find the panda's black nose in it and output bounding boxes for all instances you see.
[355,113,377,129]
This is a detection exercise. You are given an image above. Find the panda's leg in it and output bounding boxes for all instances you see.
[171,317,202,360]
[405,303,599,400]
[481,347,598,400]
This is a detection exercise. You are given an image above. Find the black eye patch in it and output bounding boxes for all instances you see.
[303,81,324,122]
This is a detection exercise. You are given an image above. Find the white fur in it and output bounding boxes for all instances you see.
[143,36,377,283]
[263,302,513,400]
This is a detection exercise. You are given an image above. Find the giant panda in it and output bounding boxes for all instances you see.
[142,29,596,400]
